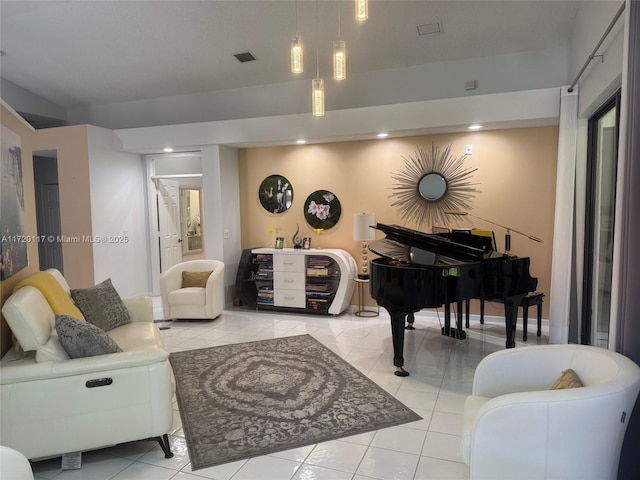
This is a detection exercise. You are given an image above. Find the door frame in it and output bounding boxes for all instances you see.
[145,153,203,295]
[581,90,621,345]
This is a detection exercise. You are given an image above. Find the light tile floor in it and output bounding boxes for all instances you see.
[31,300,548,480]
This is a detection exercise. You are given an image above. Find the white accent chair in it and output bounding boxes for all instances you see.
[1,269,175,463]
[461,344,640,480]
[0,446,34,480]
[160,259,225,320]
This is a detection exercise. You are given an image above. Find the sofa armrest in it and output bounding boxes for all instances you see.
[122,295,153,323]
[0,348,169,385]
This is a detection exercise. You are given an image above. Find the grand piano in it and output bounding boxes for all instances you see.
[369,223,537,376]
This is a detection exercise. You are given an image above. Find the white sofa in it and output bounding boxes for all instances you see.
[0,269,174,462]
[461,344,640,480]
[160,259,225,320]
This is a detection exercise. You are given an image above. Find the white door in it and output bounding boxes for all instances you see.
[157,179,182,272]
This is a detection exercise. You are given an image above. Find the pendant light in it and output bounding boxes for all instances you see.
[333,4,346,80]
[312,1,324,116]
[312,78,325,116]
[355,0,368,21]
[291,2,303,73]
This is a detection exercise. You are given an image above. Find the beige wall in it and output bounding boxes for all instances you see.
[33,125,94,288]
[32,125,95,289]
[239,127,558,316]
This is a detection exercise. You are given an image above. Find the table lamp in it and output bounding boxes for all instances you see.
[353,213,376,279]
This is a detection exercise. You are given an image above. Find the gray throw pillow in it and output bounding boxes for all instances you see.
[55,314,122,358]
[71,278,131,331]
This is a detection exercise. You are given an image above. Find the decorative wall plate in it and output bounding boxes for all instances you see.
[259,174,293,214]
[304,190,341,230]
[390,143,479,227]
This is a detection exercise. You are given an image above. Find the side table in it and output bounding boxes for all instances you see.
[354,277,379,317]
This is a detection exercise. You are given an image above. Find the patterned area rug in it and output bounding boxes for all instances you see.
[169,334,421,470]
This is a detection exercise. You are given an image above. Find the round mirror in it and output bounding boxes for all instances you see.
[418,173,447,202]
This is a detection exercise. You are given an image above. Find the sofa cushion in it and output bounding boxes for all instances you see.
[108,322,165,351]
[168,287,206,306]
[550,368,583,390]
[55,314,123,358]
[71,278,131,331]
[181,271,212,288]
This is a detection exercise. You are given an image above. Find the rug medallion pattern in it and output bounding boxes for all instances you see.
[169,334,421,470]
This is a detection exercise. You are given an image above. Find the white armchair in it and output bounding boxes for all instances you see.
[160,259,225,320]
[461,344,640,480]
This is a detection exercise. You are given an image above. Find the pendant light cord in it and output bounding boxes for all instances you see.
[316,0,320,78]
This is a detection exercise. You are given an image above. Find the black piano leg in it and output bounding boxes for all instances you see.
[405,312,416,330]
[390,312,410,376]
[504,296,522,348]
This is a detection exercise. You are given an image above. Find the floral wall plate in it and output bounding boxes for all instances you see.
[304,190,341,230]
[259,174,293,214]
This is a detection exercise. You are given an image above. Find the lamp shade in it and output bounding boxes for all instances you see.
[354,213,376,241]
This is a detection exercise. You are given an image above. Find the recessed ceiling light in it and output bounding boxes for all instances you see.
[296,139,307,145]
[376,132,389,138]
[163,147,174,152]
[468,124,482,130]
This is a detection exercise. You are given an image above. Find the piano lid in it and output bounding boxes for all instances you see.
[370,223,505,266]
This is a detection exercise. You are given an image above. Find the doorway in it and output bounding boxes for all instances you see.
[147,153,204,294]
[33,150,63,272]
[582,90,621,347]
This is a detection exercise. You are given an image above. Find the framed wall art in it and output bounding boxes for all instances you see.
[259,174,293,214]
[1,126,29,280]
[304,190,342,230]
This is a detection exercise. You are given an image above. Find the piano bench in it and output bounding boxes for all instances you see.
[479,292,545,341]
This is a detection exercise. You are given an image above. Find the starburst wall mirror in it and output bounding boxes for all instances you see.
[390,143,479,228]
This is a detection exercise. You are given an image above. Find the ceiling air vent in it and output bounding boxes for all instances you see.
[417,22,442,36]
[233,51,258,63]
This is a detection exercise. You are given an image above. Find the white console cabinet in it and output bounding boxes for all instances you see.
[236,248,357,315]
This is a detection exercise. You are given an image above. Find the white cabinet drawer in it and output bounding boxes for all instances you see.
[274,289,306,308]
[273,254,305,272]
[273,271,305,290]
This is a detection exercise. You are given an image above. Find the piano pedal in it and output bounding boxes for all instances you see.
[405,323,416,330]
[441,327,467,340]
[394,367,410,377]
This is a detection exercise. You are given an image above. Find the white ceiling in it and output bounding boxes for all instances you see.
[1,0,580,117]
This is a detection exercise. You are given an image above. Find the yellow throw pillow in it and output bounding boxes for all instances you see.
[550,368,584,390]
[182,271,213,288]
